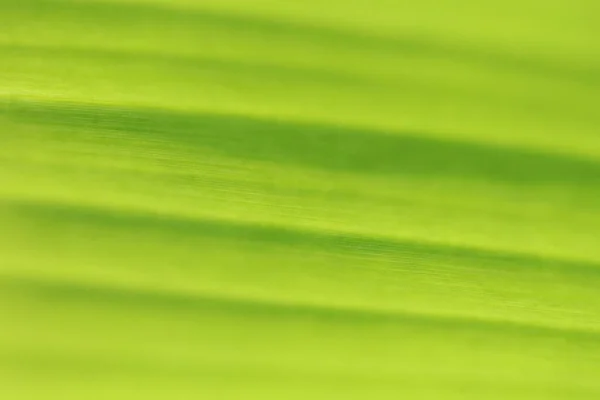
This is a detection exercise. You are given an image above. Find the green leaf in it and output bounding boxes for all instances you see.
[1,0,599,398]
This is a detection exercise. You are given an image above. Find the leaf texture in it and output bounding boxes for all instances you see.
[1,0,599,399]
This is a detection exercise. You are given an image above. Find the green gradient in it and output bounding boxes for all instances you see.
[1,0,599,399]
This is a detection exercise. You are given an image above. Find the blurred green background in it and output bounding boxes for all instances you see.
[1,0,599,398]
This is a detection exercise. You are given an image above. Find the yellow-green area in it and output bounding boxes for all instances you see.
[1,0,599,398]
